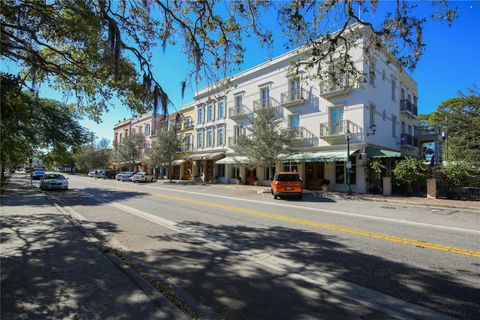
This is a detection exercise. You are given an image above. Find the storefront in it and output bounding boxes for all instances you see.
[188,152,225,182]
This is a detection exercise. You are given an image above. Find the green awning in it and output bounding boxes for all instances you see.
[366,147,402,158]
[215,156,250,164]
[283,150,358,163]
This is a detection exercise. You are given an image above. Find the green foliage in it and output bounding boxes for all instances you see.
[233,106,294,180]
[0,73,88,170]
[1,1,459,118]
[74,139,112,172]
[428,92,480,165]
[438,162,477,189]
[393,157,428,194]
[113,133,145,170]
[148,129,183,181]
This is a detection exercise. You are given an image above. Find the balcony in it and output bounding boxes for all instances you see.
[320,77,352,99]
[400,99,418,117]
[181,143,194,152]
[182,121,194,130]
[319,120,363,144]
[281,89,306,108]
[228,137,239,147]
[253,97,276,111]
[229,106,250,120]
[400,133,419,148]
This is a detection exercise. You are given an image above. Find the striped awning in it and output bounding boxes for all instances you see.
[283,150,358,163]
[216,156,250,165]
[366,147,402,158]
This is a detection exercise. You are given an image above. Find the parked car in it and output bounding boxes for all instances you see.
[40,173,69,190]
[97,169,116,179]
[117,172,136,182]
[88,170,96,178]
[31,169,45,180]
[271,172,303,200]
[131,172,155,183]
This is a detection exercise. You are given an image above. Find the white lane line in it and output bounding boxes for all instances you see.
[71,177,480,236]
[138,184,480,236]
[96,201,455,320]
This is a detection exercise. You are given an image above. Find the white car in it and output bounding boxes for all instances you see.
[88,170,96,178]
[40,173,69,190]
[131,172,155,183]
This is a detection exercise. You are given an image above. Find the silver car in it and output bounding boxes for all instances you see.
[131,172,155,183]
[40,173,69,190]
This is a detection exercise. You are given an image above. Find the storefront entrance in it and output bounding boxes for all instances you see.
[305,162,325,189]
[182,161,192,180]
[172,165,181,180]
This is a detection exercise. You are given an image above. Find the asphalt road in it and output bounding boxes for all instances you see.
[44,175,479,319]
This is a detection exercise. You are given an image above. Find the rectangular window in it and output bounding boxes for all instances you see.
[218,100,224,119]
[349,156,356,185]
[206,130,213,147]
[260,87,269,107]
[392,115,397,138]
[235,95,242,110]
[369,63,375,86]
[217,126,224,146]
[408,125,412,136]
[197,108,204,124]
[207,105,213,122]
[289,79,300,100]
[231,166,240,179]
[329,106,345,134]
[283,163,298,172]
[196,132,203,148]
[335,161,345,184]
[144,124,150,136]
[401,121,406,134]
[289,114,300,128]
[414,126,418,137]
[370,104,376,128]
[391,77,397,101]
[401,88,406,100]
[407,93,412,102]
[264,166,276,180]
[217,164,225,178]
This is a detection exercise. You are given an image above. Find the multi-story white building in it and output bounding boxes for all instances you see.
[187,26,419,193]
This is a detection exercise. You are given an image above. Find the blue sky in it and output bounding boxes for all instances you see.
[2,1,479,143]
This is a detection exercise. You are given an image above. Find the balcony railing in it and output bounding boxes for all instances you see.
[181,143,194,152]
[288,126,307,139]
[281,88,306,106]
[400,99,418,116]
[319,120,362,138]
[320,76,352,98]
[400,133,419,147]
[253,97,276,111]
[183,121,194,130]
[229,105,250,119]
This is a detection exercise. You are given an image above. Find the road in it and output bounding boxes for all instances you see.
[45,175,479,319]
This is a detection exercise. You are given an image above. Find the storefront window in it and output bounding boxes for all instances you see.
[264,166,276,180]
[284,163,298,172]
[335,161,344,184]
[349,156,356,185]
[217,164,225,178]
[231,166,240,179]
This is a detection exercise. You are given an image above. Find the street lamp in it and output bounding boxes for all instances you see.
[345,128,353,195]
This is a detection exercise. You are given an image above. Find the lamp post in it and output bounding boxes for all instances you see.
[345,128,353,195]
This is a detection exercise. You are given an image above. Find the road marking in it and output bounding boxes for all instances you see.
[79,177,480,236]
[72,199,454,320]
[73,178,480,258]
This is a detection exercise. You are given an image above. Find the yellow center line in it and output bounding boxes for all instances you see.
[82,179,480,258]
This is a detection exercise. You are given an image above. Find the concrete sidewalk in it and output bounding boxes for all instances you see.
[0,175,187,320]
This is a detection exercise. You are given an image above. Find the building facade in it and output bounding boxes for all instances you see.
[186,29,419,193]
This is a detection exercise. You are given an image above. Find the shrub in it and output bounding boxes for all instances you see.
[393,157,428,195]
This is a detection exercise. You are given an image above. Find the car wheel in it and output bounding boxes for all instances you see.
[273,195,278,200]
[297,194,303,200]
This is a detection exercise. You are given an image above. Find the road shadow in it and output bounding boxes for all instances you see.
[129,221,480,320]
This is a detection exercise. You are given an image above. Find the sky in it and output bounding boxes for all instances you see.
[2,1,479,143]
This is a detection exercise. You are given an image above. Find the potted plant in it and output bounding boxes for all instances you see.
[235,174,242,185]
[321,179,330,191]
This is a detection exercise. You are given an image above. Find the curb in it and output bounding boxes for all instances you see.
[44,195,189,320]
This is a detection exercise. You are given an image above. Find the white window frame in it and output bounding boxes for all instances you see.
[196,131,204,149]
[216,126,224,146]
[207,105,213,122]
[206,129,213,147]
[217,100,225,119]
[391,76,397,101]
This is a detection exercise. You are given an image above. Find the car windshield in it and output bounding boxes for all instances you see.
[275,174,301,182]
[44,174,65,180]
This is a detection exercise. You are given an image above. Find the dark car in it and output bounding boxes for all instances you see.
[97,169,117,179]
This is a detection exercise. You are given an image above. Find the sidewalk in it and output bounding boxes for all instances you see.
[0,175,187,320]
[158,180,480,211]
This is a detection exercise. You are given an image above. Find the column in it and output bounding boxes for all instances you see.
[180,163,185,180]
[298,162,306,188]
